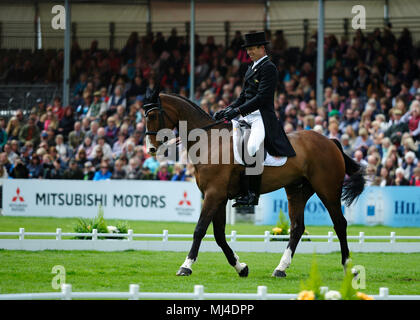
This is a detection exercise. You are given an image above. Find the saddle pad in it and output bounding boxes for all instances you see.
[232,119,288,167]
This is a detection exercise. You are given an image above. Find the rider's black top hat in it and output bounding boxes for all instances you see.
[242,32,270,48]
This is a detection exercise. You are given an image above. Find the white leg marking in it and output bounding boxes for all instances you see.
[276,248,293,272]
[233,253,247,273]
[181,257,195,269]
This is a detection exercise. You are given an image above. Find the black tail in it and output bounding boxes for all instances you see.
[330,139,366,206]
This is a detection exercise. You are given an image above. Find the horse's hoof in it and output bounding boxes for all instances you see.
[238,265,249,277]
[176,267,192,276]
[272,269,286,278]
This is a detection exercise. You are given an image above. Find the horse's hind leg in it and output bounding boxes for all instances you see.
[213,204,248,277]
[314,185,350,270]
[272,181,314,278]
[322,198,350,269]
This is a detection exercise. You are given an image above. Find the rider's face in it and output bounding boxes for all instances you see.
[246,46,266,62]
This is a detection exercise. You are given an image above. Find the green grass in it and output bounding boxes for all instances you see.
[0,250,419,296]
[0,216,419,297]
[1,216,420,237]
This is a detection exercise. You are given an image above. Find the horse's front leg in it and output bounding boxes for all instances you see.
[176,190,225,276]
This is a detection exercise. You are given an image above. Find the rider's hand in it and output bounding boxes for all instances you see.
[224,107,241,120]
[213,109,227,120]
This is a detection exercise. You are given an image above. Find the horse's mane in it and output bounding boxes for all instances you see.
[163,93,215,121]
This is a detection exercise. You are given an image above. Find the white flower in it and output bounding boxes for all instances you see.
[325,290,342,300]
[107,226,119,233]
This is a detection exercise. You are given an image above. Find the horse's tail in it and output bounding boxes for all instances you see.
[330,138,365,207]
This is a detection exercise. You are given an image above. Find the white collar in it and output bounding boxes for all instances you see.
[252,55,268,69]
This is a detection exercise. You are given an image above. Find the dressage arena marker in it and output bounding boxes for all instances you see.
[1,228,420,253]
[0,284,419,300]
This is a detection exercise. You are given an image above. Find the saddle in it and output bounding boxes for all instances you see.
[232,119,288,167]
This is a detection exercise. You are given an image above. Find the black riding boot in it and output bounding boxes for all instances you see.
[232,173,262,207]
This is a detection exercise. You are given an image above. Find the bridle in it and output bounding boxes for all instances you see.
[144,96,230,149]
[144,97,178,136]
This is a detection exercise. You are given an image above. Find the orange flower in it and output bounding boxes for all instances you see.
[356,292,374,300]
[297,290,315,300]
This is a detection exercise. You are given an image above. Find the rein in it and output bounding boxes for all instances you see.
[144,98,230,137]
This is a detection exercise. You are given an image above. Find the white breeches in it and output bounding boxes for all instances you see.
[242,111,265,157]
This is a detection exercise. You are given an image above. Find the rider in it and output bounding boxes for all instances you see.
[214,31,296,207]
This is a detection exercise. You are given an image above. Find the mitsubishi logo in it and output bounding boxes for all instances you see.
[178,191,191,206]
[12,188,24,202]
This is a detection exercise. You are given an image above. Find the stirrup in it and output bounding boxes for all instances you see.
[232,191,259,207]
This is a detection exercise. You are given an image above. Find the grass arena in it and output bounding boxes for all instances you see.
[0,216,419,297]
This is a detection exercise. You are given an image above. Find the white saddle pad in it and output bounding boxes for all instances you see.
[232,119,287,167]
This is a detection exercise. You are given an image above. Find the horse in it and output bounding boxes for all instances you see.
[143,92,365,278]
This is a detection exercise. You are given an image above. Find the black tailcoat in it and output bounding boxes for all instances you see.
[231,56,296,157]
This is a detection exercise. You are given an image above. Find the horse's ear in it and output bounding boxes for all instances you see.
[144,76,162,105]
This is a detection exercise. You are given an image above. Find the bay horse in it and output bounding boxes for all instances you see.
[143,92,365,278]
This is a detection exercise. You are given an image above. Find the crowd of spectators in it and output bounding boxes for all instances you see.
[1,25,420,186]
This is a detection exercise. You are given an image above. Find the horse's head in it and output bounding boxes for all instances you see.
[143,92,178,155]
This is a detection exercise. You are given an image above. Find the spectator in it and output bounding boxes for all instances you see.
[5,116,21,141]
[63,159,84,180]
[57,106,75,138]
[107,85,126,116]
[55,134,73,163]
[104,116,118,145]
[0,152,12,175]
[95,136,112,160]
[142,154,159,174]
[171,163,186,181]
[83,161,95,180]
[375,167,393,186]
[400,100,420,139]
[90,145,104,169]
[86,91,106,120]
[409,167,420,186]
[3,142,18,164]
[41,106,59,131]
[18,115,40,146]
[392,167,410,186]
[9,157,29,179]
[68,121,85,150]
[27,154,43,178]
[155,162,172,181]
[126,157,143,180]
[402,151,416,181]
[112,132,126,159]
[75,148,88,168]
[111,159,126,179]
[93,161,112,181]
[0,121,7,149]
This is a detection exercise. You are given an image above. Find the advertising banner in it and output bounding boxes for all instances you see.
[255,186,420,227]
[2,179,202,222]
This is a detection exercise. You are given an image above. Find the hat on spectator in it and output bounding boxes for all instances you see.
[84,161,92,167]
[36,98,43,103]
[392,108,402,115]
[94,91,101,97]
[136,95,144,102]
[41,131,48,138]
[328,109,340,117]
